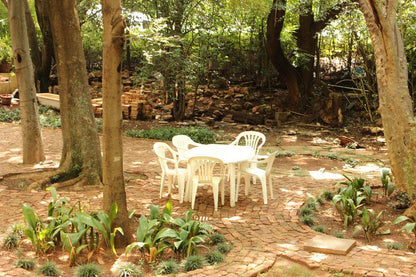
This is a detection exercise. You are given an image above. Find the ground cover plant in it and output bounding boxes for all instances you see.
[299,174,415,251]
[125,201,231,274]
[124,126,217,144]
[13,189,230,275]
[20,187,123,266]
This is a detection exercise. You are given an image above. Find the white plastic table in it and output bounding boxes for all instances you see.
[184,144,255,207]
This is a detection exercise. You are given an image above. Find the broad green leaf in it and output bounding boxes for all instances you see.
[393,215,410,225]
[22,204,39,230]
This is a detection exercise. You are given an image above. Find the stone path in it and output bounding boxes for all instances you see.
[0,122,415,276]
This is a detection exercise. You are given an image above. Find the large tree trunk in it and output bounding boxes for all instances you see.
[101,0,132,245]
[359,0,416,212]
[266,0,301,107]
[8,0,45,164]
[48,0,102,186]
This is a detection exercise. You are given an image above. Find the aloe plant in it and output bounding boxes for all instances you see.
[333,192,365,226]
[22,203,55,254]
[125,214,177,262]
[381,169,395,197]
[172,208,213,257]
[393,213,416,238]
[353,207,390,242]
[73,203,123,255]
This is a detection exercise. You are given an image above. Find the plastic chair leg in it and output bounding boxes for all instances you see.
[244,175,251,196]
[178,175,185,203]
[160,172,165,198]
[212,184,219,211]
[268,176,274,199]
[260,176,268,204]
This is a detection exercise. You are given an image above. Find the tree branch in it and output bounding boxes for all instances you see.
[314,1,355,33]
[1,0,7,8]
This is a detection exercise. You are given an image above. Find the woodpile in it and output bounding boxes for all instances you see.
[90,90,153,120]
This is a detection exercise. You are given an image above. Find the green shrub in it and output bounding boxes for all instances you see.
[321,190,335,201]
[39,111,61,128]
[3,233,20,249]
[299,206,312,217]
[334,231,344,238]
[277,151,295,157]
[15,259,36,270]
[205,250,224,265]
[305,198,318,211]
[312,225,325,233]
[216,243,232,254]
[209,233,225,245]
[183,255,206,271]
[0,109,21,123]
[156,259,180,275]
[124,126,216,143]
[300,215,315,227]
[39,261,60,276]
[3,223,24,249]
[75,263,101,277]
[385,242,404,250]
[115,263,143,277]
[327,152,338,160]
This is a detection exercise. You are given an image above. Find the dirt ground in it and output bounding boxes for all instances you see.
[0,119,412,276]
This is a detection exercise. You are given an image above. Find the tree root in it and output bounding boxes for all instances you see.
[2,168,102,191]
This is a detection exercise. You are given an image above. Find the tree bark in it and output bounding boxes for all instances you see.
[48,0,102,186]
[8,0,45,164]
[359,0,416,205]
[34,0,54,93]
[101,0,132,245]
[266,0,301,106]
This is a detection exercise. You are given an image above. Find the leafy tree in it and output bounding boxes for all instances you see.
[266,0,352,109]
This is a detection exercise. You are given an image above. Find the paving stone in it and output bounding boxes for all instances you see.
[304,235,356,255]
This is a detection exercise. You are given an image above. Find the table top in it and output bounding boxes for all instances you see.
[185,144,255,164]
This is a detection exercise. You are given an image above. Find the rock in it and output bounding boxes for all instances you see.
[362,126,384,135]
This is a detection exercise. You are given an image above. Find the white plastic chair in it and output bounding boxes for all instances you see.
[153,142,187,203]
[172,135,202,160]
[230,131,266,188]
[230,131,266,159]
[188,156,225,211]
[240,151,278,204]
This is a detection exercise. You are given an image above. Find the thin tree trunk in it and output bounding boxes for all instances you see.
[48,0,102,186]
[23,0,41,90]
[8,0,45,164]
[35,0,54,93]
[359,0,416,210]
[101,0,132,245]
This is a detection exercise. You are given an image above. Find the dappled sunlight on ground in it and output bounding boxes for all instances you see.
[278,243,298,250]
[309,170,344,180]
[309,253,328,262]
[359,245,382,251]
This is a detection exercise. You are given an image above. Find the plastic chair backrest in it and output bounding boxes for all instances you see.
[233,131,266,157]
[153,142,177,171]
[264,151,278,174]
[189,156,224,184]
